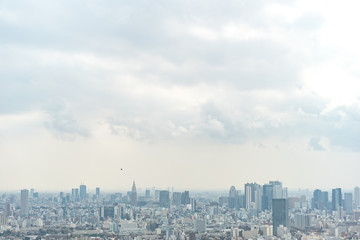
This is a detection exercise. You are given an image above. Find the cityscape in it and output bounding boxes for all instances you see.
[3,1,360,240]
[1,182,360,239]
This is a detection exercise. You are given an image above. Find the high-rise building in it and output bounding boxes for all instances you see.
[191,198,197,212]
[159,190,170,208]
[272,198,288,236]
[80,185,87,200]
[96,187,100,198]
[5,203,11,217]
[344,193,353,214]
[332,188,342,211]
[262,184,273,211]
[313,189,328,210]
[181,191,190,205]
[228,186,238,209]
[244,183,262,210]
[131,181,137,206]
[145,189,151,200]
[20,189,29,216]
[355,187,360,208]
[172,192,182,206]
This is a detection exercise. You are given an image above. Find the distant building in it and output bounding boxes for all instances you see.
[96,187,100,198]
[355,187,360,208]
[131,181,137,206]
[181,191,190,205]
[332,188,342,211]
[344,193,353,214]
[172,192,182,206]
[191,198,197,212]
[80,185,87,200]
[20,189,29,216]
[145,189,151,200]
[272,198,288,236]
[313,189,328,210]
[159,190,170,208]
[244,183,262,210]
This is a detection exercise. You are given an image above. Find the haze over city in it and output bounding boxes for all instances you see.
[2,0,360,191]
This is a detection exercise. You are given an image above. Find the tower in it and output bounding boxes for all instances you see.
[272,198,288,236]
[332,188,342,211]
[80,185,87,200]
[20,189,29,216]
[355,186,360,208]
[131,181,137,206]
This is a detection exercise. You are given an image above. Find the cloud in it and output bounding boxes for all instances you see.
[309,137,325,151]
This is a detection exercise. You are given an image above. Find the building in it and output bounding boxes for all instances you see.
[145,189,151,200]
[181,191,190,205]
[191,198,197,212]
[131,181,137,206]
[332,188,342,211]
[228,186,238,209]
[272,198,288,236]
[313,189,328,210]
[355,187,360,208]
[172,192,182,206]
[244,183,262,210]
[80,185,87,200]
[159,190,170,208]
[96,187,100,198]
[344,193,353,214]
[262,184,273,210]
[20,189,29,216]
[194,218,206,233]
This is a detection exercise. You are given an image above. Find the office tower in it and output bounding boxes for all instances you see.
[5,203,11,217]
[159,190,170,208]
[244,183,262,210]
[145,189,151,200]
[262,184,273,211]
[272,198,288,236]
[344,193,353,214]
[131,181,137,206]
[321,191,329,210]
[313,189,327,210]
[355,187,360,208]
[80,185,87,200]
[96,187,100,198]
[270,181,283,199]
[332,188,342,211]
[30,189,34,198]
[181,191,190,205]
[172,192,182,206]
[191,198,197,212]
[20,189,29,217]
[71,188,76,199]
[228,186,238,209]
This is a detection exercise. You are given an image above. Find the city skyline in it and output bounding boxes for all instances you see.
[2,1,360,190]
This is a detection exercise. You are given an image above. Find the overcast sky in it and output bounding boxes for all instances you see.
[1,0,360,192]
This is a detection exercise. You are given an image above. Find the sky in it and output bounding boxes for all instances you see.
[1,0,360,192]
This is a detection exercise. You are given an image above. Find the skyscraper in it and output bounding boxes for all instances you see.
[244,183,262,210]
[20,189,29,216]
[313,189,328,210]
[80,185,87,200]
[159,190,170,208]
[96,187,100,198]
[272,198,288,236]
[228,186,238,209]
[344,193,353,214]
[131,181,137,206]
[332,188,342,211]
[262,184,273,211]
[355,186,360,208]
